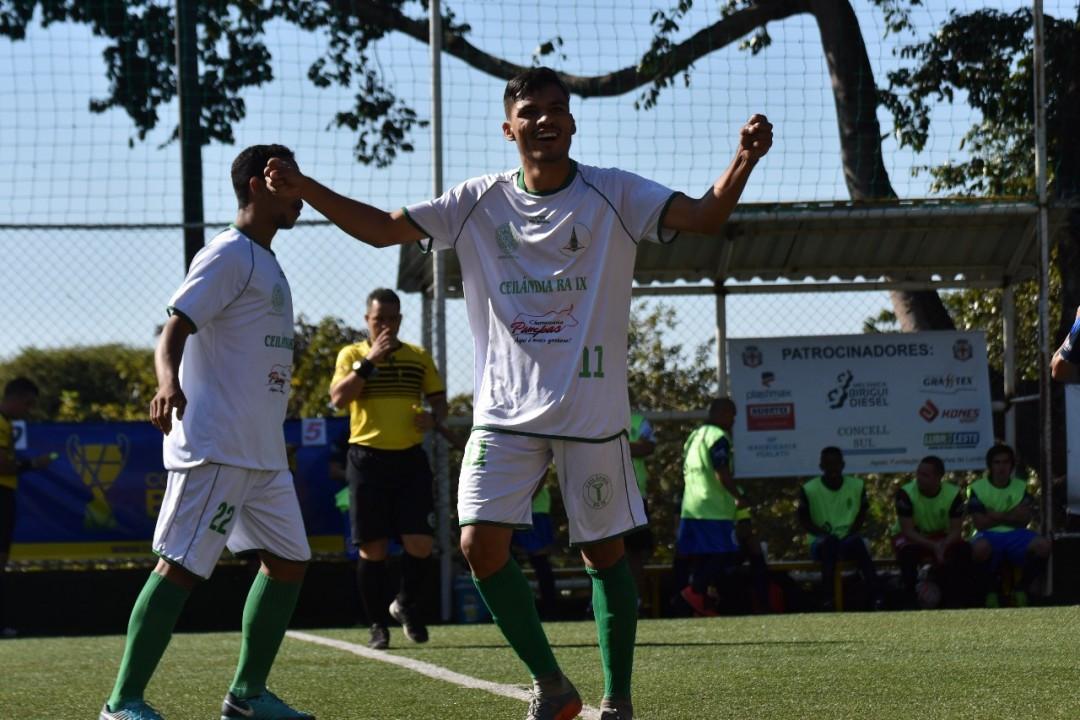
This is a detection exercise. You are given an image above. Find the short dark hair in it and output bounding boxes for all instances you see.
[232,144,295,208]
[919,455,945,476]
[708,397,735,418]
[986,443,1015,470]
[503,67,571,118]
[820,446,844,461]
[366,287,401,310]
[4,377,40,399]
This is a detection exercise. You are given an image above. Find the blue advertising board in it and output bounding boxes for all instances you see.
[10,417,351,561]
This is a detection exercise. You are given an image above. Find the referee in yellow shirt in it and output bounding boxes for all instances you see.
[330,288,448,650]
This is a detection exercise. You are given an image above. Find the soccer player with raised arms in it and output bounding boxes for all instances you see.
[266,67,772,720]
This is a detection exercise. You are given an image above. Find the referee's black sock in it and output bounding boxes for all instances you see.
[399,552,432,615]
[357,557,391,626]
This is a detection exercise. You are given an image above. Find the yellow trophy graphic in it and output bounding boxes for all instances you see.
[67,434,130,530]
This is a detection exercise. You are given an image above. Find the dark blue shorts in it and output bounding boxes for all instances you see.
[676,518,739,555]
[971,528,1041,567]
[513,512,555,555]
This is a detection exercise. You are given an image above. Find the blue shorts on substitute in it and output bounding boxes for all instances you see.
[513,512,555,555]
[971,528,1041,567]
[676,518,739,555]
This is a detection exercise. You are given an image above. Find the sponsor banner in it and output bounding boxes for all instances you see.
[10,417,351,561]
[729,332,994,477]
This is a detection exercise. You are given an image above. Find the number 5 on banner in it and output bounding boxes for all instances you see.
[302,418,327,446]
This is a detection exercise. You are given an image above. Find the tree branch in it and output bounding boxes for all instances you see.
[349,0,809,97]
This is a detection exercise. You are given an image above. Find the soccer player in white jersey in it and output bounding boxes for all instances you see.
[100,145,315,720]
[266,68,772,720]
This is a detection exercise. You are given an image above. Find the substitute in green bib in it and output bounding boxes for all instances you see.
[889,455,972,609]
[675,398,744,616]
[967,444,1051,607]
[797,446,882,611]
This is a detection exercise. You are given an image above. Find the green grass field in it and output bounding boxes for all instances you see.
[4,607,1078,719]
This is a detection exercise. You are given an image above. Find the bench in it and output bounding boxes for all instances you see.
[523,559,898,617]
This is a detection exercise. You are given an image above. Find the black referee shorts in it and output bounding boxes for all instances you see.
[347,444,435,546]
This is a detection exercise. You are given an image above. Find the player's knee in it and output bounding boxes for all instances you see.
[259,553,309,583]
[1030,536,1052,558]
[460,526,511,578]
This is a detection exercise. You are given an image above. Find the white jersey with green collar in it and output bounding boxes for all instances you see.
[404,161,679,440]
[163,227,294,470]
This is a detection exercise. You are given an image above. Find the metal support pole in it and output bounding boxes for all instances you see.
[1004,283,1017,450]
[715,285,729,395]
[174,0,204,269]
[1033,0,1053,593]
[429,0,452,622]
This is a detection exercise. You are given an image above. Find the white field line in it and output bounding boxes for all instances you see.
[287,630,602,720]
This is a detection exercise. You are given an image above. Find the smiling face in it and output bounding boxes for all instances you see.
[502,82,576,168]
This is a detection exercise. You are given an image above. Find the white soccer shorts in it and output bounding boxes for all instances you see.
[458,429,647,546]
[153,464,311,579]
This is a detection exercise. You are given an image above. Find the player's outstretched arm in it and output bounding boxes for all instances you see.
[264,157,424,248]
[664,114,773,234]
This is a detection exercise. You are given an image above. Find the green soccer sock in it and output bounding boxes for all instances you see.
[108,572,191,709]
[473,559,559,679]
[230,571,303,698]
[588,555,638,700]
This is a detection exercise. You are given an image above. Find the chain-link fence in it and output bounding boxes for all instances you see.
[2,1,1075,573]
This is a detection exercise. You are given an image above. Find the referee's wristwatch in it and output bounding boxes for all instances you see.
[352,358,378,379]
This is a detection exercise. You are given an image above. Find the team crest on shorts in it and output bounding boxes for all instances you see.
[582,474,612,509]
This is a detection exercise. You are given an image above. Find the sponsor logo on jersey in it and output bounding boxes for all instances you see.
[270,283,286,315]
[495,223,522,258]
[559,223,592,257]
[509,306,579,341]
[267,364,292,394]
[583,474,612,509]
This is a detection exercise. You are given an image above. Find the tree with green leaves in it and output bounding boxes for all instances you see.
[0,344,156,422]
[881,5,1080,476]
[288,315,366,419]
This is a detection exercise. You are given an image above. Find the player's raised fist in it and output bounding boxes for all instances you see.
[739,114,773,160]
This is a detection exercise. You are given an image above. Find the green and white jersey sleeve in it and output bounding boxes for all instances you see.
[404,162,678,441]
[163,228,293,471]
